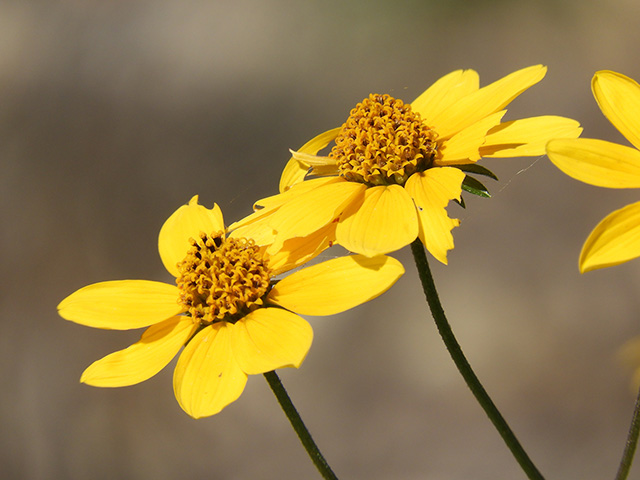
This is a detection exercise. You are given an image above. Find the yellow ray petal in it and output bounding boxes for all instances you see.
[431,65,547,140]
[269,178,366,250]
[58,280,182,330]
[158,196,225,277]
[173,323,248,419]
[279,159,310,195]
[268,254,404,315]
[261,176,341,210]
[437,111,505,165]
[593,71,640,150]
[482,116,583,157]
[227,203,282,248]
[232,176,341,231]
[417,208,459,265]
[290,149,338,167]
[228,178,344,244]
[310,164,341,177]
[580,201,640,272]
[266,222,337,275]
[231,308,312,375]
[547,138,640,188]
[228,218,276,248]
[81,316,196,387]
[227,194,290,234]
[411,69,480,124]
[405,168,465,264]
[279,127,341,192]
[289,150,340,177]
[335,185,418,256]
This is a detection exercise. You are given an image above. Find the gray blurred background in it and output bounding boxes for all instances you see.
[4,0,640,479]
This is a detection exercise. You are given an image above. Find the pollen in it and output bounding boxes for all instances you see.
[176,232,272,325]
[329,94,438,186]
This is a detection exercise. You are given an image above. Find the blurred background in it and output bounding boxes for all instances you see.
[4,0,640,478]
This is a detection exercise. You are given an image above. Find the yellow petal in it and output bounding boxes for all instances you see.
[228,218,276,247]
[268,254,404,315]
[405,168,465,264]
[418,209,459,265]
[431,65,547,140]
[289,149,337,167]
[580,201,640,272]
[310,164,340,177]
[58,280,182,330]
[228,205,280,248]
[227,195,287,235]
[158,196,225,277]
[266,223,336,275]
[173,323,248,419]
[262,176,341,210]
[81,316,196,387]
[288,150,340,177]
[228,178,344,245]
[269,178,366,250]
[593,71,640,150]
[231,308,312,375]
[482,116,583,157]
[437,111,505,164]
[336,185,418,256]
[411,69,480,124]
[279,127,341,192]
[232,177,341,229]
[279,159,310,195]
[547,138,640,188]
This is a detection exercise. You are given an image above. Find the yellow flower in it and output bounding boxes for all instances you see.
[232,65,582,264]
[230,65,582,263]
[547,71,640,273]
[58,196,404,418]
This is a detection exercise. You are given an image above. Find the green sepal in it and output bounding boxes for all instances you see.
[461,175,491,198]
[454,164,499,181]
[453,196,466,209]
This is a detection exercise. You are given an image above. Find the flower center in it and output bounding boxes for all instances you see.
[176,232,272,325]
[328,93,438,186]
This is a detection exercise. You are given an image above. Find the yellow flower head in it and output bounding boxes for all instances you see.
[547,71,640,273]
[58,196,404,418]
[232,65,582,264]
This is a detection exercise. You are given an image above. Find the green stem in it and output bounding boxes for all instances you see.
[410,239,544,480]
[264,371,339,480]
[615,384,640,480]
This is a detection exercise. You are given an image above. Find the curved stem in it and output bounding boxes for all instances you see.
[615,384,640,480]
[410,239,545,480]
[264,371,339,480]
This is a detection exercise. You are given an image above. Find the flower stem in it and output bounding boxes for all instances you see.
[410,239,544,480]
[264,371,339,480]
[615,384,640,480]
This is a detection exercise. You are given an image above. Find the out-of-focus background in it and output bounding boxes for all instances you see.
[4,1,640,479]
